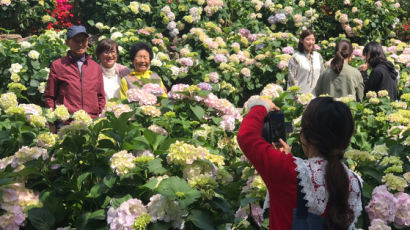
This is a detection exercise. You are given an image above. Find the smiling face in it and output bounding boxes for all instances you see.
[99,48,118,68]
[133,49,151,73]
[66,33,88,58]
[302,34,315,53]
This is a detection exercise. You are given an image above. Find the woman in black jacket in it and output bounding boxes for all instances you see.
[360,41,398,100]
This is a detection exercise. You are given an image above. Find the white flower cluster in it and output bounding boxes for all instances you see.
[110,150,136,176]
[147,194,188,229]
[72,110,93,127]
[0,146,49,170]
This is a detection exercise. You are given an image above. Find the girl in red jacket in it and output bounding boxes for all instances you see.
[237,97,363,230]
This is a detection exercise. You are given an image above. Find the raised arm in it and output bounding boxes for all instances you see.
[237,101,296,187]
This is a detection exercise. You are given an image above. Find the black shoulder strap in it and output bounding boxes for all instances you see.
[352,173,370,229]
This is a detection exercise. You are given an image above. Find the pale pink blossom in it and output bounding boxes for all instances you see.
[366,185,398,222]
[167,84,190,100]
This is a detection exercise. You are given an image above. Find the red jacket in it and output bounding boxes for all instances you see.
[44,53,106,119]
[237,105,298,230]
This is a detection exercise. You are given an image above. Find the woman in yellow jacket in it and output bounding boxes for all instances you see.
[120,42,167,100]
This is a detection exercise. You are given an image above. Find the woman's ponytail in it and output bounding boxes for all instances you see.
[324,152,354,230]
[301,97,355,230]
[330,40,353,74]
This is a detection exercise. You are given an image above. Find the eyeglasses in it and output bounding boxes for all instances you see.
[102,50,117,55]
[134,55,150,61]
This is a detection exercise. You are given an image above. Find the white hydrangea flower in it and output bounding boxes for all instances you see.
[9,63,23,74]
[110,32,123,40]
[20,41,31,49]
[147,194,188,229]
[110,150,136,176]
[28,50,40,60]
[128,1,140,14]
[95,22,105,30]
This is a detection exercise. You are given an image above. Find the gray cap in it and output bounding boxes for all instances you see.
[66,25,89,39]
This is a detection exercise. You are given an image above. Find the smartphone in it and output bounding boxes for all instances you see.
[262,110,286,145]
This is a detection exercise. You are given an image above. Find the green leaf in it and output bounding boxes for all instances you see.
[144,129,167,151]
[0,178,13,186]
[190,105,205,121]
[150,222,172,230]
[87,20,95,26]
[103,175,117,189]
[240,197,257,207]
[110,194,132,209]
[389,144,404,156]
[210,197,233,215]
[28,207,55,230]
[189,209,215,230]
[142,178,159,190]
[158,177,201,208]
[31,60,40,70]
[147,158,167,175]
[86,183,108,198]
[77,209,106,228]
[77,172,91,190]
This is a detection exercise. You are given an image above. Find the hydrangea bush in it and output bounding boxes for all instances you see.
[0,0,409,229]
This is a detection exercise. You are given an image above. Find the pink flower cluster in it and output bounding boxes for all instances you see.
[107,198,147,230]
[204,0,223,16]
[202,93,241,131]
[214,54,228,63]
[0,183,40,230]
[18,103,42,120]
[282,46,295,54]
[167,84,190,100]
[127,88,157,105]
[208,72,219,83]
[177,57,194,67]
[142,83,165,97]
[197,82,212,91]
[366,185,410,228]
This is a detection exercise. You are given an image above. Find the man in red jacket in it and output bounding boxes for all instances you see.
[44,25,106,120]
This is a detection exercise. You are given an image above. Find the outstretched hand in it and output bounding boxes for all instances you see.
[272,138,291,154]
[260,97,280,111]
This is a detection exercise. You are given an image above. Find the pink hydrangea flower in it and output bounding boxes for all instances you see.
[282,46,295,54]
[177,57,194,67]
[394,192,410,228]
[168,84,190,100]
[278,60,288,70]
[369,219,391,230]
[214,54,228,63]
[366,185,398,223]
[209,72,219,83]
[142,83,165,96]
[376,1,382,9]
[240,68,251,77]
[220,115,236,131]
[197,82,212,91]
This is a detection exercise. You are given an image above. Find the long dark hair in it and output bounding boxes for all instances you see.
[301,97,355,230]
[298,29,315,53]
[363,41,387,68]
[331,40,353,74]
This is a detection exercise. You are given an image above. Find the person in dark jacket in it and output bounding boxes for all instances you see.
[44,25,106,119]
[359,41,398,100]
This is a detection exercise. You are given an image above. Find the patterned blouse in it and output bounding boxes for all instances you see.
[288,51,324,94]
